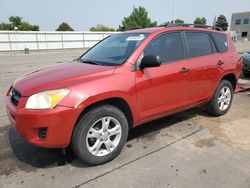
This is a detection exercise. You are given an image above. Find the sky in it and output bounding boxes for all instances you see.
[0,0,250,31]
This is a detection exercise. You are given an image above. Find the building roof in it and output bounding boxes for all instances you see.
[232,11,250,15]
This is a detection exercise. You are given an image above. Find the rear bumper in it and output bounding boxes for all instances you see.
[5,96,79,148]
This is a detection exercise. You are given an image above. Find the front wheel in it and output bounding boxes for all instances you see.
[71,105,129,165]
[207,80,233,116]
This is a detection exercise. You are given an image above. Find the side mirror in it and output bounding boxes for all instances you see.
[140,55,161,69]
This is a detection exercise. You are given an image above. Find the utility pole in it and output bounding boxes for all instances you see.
[173,0,176,24]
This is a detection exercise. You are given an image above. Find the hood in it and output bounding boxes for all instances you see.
[13,60,116,96]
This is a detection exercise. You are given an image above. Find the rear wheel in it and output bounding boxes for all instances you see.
[243,71,250,77]
[71,105,129,165]
[207,80,233,116]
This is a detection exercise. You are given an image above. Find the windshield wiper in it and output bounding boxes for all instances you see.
[79,59,99,65]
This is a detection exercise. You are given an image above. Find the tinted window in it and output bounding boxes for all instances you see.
[186,32,213,57]
[243,18,249,25]
[235,19,241,25]
[144,32,184,63]
[212,33,228,53]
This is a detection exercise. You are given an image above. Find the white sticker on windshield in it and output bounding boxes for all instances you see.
[126,35,145,41]
[225,42,228,47]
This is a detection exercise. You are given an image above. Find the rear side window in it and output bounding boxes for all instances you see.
[186,32,213,58]
[212,33,228,53]
[144,32,184,63]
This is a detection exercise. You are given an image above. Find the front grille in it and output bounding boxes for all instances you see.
[10,88,21,106]
[38,128,48,140]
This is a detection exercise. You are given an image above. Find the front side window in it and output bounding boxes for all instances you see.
[186,32,213,58]
[235,19,241,25]
[243,18,249,25]
[80,33,149,66]
[143,32,184,63]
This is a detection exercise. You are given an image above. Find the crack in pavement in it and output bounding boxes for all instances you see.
[74,127,203,188]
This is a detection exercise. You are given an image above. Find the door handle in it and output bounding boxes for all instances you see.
[217,60,224,66]
[180,67,189,74]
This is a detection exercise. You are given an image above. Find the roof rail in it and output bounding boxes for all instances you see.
[167,23,224,31]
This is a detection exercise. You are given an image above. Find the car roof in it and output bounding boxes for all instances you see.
[124,26,226,35]
[123,27,164,34]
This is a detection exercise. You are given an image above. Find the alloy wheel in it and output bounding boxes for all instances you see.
[86,116,122,157]
[217,86,232,111]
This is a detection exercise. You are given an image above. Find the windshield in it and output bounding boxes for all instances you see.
[80,33,149,66]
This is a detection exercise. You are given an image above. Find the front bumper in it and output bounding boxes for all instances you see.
[5,95,79,148]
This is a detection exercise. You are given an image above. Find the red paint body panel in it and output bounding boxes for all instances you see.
[135,59,190,120]
[13,61,116,97]
[187,53,224,102]
[5,27,242,148]
[5,96,81,148]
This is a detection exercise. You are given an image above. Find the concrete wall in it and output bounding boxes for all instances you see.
[1,30,249,53]
[0,31,119,52]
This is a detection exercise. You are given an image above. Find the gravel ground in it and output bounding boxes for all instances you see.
[0,50,250,188]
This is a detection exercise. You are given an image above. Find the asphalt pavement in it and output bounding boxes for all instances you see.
[0,50,250,188]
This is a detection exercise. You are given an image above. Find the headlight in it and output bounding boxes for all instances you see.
[25,89,70,109]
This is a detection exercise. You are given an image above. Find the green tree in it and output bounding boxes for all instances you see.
[158,21,171,27]
[9,16,22,28]
[56,22,74,31]
[90,24,115,32]
[173,19,184,24]
[0,16,39,31]
[19,22,39,31]
[159,19,184,26]
[118,6,157,31]
[0,23,12,30]
[194,17,207,25]
[32,25,40,31]
[215,15,228,31]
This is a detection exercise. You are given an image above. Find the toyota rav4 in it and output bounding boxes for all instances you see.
[5,25,242,165]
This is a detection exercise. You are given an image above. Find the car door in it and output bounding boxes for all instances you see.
[135,32,190,120]
[184,31,224,102]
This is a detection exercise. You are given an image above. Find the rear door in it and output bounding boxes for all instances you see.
[184,31,224,102]
[135,32,190,120]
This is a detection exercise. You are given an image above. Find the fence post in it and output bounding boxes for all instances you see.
[14,30,18,53]
[82,32,85,48]
[61,32,64,49]
[7,32,12,51]
[45,32,48,50]
[35,32,39,50]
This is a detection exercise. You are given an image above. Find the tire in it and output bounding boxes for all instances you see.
[207,80,233,116]
[243,71,250,77]
[71,104,129,165]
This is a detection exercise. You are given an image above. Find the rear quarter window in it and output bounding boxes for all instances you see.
[212,33,228,53]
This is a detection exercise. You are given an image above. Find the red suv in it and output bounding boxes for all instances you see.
[5,25,242,165]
